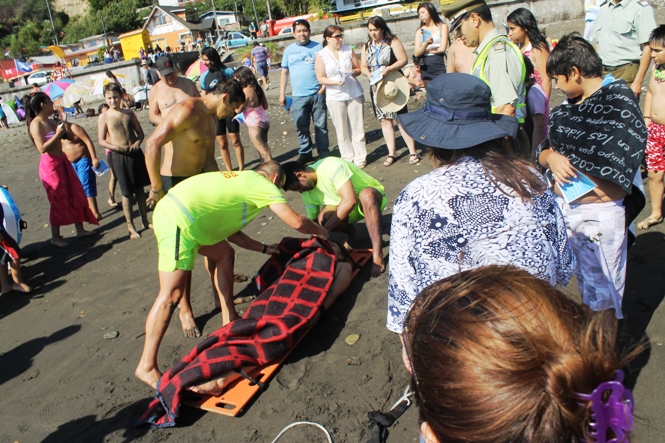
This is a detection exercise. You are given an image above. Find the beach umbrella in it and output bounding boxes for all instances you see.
[62,82,92,107]
[185,60,208,79]
[41,79,75,99]
[92,74,125,96]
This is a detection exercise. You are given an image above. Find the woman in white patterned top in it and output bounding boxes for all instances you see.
[388,73,575,335]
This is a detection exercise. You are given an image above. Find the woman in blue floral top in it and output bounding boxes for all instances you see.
[388,74,575,335]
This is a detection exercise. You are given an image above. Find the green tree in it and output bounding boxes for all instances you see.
[277,0,311,17]
[9,21,44,58]
[63,0,144,44]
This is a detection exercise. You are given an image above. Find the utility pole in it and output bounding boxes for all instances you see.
[211,0,219,38]
[249,0,260,34]
[266,0,272,21]
[101,15,110,50]
[44,0,59,45]
[234,1,239,25]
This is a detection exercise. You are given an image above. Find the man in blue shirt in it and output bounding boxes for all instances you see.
[279,19,330,164]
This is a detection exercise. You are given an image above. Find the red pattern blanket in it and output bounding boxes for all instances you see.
[138,237,338,427]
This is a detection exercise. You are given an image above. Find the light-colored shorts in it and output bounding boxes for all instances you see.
[556,196,627,318]
[153,203,198,272]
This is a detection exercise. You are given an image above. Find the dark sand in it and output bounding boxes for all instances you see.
[1,13,665,443]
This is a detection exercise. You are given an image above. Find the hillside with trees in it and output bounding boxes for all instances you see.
[1,0,330,61]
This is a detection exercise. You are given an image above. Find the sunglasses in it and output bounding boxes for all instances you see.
[331,34,344,39]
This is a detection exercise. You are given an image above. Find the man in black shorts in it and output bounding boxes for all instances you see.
[199,47,246,171]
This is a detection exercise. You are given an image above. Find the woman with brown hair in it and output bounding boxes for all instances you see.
[360,16,419,167]
[413,2,448,83]
[315,25,367,168]
[404,265,637,443]
[24,92,98,248]
[388,73,574,335]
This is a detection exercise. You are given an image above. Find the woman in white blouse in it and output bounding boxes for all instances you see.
[315,25,367,168]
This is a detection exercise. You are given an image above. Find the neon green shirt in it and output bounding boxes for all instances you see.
[157,171,287,245]
[302,158,385,219]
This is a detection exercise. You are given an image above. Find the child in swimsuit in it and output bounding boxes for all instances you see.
[234,66,272,162]
[638,25,665,230]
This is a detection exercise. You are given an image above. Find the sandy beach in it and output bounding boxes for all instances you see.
[1,12,665,442]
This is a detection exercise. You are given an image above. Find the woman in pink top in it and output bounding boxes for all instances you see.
[507,8,552,97]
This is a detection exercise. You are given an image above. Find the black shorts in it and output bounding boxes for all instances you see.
[112,150,150,197]
[216,116,240,136]
[161,175,192,193]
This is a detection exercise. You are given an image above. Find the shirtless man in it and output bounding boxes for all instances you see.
[446,30,477,74]
[61,123,102,220]
[98,83,151,239]
[135,161,330,389]
[144,78,244,339]
[148,56,199,126]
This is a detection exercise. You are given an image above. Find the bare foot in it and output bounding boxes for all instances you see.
[188,367,255,396]
[371,256,386,278]
[141,220,153,230]
[637,214,663,230]
[95,213,103,221]
[233,295,255,305]
[51,237,69,248]
[76,230,95,238]
[128,226,141,240]
[179,311,201,338]
[13,282,32,293]
[1,282,32,295]
[108,198,118,208]
[135,366,162,389]
[234,274,248,283]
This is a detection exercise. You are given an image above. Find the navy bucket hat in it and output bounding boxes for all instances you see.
[397,73,518,150]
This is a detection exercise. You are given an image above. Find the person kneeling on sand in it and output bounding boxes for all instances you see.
[135,161,329,389]
[282,157,387,277]
[97,83,151,239]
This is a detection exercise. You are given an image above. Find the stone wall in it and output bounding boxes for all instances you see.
[262,0,584,49]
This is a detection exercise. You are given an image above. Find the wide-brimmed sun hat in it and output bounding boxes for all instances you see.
[375,71,410,114]
[397,73,518,150]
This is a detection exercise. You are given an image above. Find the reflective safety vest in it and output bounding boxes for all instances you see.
[471,35,526,123]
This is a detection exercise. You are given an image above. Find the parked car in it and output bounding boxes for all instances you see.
[278,26,293,36]
[27,71,50,86]
[217,32,253,52]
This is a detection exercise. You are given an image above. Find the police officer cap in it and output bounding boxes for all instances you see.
[441,0,487,32]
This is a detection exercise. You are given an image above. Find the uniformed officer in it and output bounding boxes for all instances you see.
[442,0,529,157]
[594,0,657,96]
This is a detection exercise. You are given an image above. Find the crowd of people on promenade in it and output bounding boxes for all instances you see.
[4,0,664,439]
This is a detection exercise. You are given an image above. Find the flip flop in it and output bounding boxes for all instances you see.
[383,155,396,167]
[409,154,421,165]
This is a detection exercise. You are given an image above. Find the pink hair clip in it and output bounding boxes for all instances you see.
[578,370,634,443]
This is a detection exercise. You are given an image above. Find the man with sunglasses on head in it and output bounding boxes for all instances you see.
[279,19,330,165]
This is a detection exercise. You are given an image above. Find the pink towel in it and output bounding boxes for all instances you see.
[39,153,98,227]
